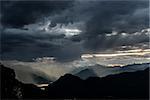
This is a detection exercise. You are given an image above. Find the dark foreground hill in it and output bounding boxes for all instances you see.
[0,63,46,99]
[1,63,149,99]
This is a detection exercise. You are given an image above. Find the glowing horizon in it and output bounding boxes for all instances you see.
[81,49,150,58]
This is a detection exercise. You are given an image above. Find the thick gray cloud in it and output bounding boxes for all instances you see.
[45,0,149,33]
[83,30,149,51]
[1,0,149,61]
[73,0,149,51]
[1,27,84,61]
[0,0,74,27]
[84,1,149,34]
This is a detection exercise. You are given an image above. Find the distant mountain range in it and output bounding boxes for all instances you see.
[1,63,149,99]
[2,61,149,84]
[31,73,52,84]
[74,68,97,79]
[73,63,149,79]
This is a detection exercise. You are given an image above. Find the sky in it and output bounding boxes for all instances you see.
[0,0,150,83]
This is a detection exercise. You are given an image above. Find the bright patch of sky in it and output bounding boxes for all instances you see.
[23,21,83,37]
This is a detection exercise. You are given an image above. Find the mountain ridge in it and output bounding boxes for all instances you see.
[1,63,149,99]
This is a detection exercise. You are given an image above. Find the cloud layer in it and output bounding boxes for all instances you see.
[1,47,150,83]
[1,0,149,61]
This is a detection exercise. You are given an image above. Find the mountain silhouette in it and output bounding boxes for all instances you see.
[72,63,150,79]
[0,63,45,99]
[1,63,149,99]
[31,73,51,84]
[47,68,149,99]
[75,68,97,79]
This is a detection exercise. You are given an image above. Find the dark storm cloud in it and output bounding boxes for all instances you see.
[84,32,149,51]
[73,0,149,51]
[1,0,149,61]
[1,27,83,61]
[0,0,74,28]
[45,0,149,34]
[83,1,149,35]
[1,33,59,61]
[43,0,149,50]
